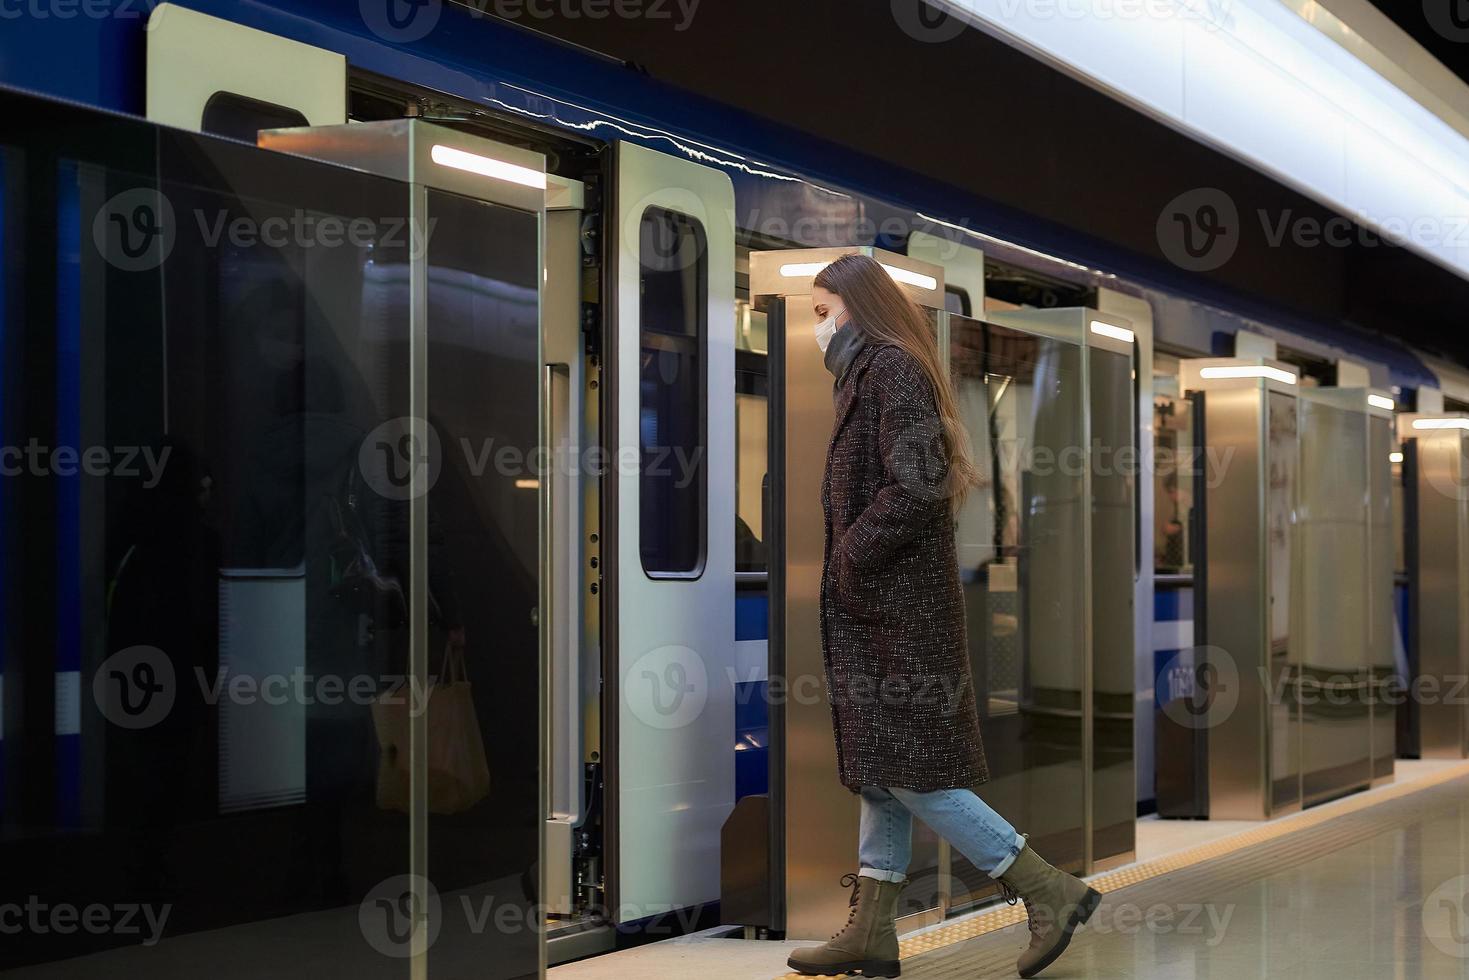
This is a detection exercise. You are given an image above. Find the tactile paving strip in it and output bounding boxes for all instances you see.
[771,760,1469,979]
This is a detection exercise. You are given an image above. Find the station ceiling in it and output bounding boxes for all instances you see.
[498,0,1469,364]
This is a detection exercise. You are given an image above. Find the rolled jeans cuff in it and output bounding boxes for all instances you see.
[859,867,907,884]
[987,832,1028,879]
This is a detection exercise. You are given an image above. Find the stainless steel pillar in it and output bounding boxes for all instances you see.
[1181,358,1301,819]
[1397,413,1469,759]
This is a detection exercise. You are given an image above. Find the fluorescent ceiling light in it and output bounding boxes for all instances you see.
[1389,451,1404,463]
[1367,394,1395,411]
[928,0,1469,283]
[430,144,546,189]
[1090,320,1135,344]
[880,264,939,291]
[1412,417,1469,430]
[1198,365,1298,385]
[778,260,938,292]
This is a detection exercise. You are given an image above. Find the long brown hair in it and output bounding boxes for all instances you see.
[814,253,978,509]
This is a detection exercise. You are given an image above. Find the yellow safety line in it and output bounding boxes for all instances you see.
[772,761,1469,978]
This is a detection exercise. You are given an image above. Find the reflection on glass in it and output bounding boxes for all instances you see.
[947,316,1085,908]
[1295,399,1371,803]
[896,309,945,922]
[735,340,768,573]
[639,208,707,577]
[424,188,541,978]
[1153,396,1195,574]
[1267,391,1301,812]
[1090,347,1135,863]
[1,95,416,977]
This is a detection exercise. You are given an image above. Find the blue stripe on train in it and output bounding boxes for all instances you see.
[736,593,768,641]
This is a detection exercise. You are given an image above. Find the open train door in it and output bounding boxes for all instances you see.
[606,142,738,920]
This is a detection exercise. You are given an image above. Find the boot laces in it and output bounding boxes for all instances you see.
[998,882,1043,938]
[829,873,862,940]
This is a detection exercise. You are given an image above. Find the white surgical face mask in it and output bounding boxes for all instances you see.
[815,308,845,353]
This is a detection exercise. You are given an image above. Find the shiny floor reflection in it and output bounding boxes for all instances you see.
[906,790,1469,978]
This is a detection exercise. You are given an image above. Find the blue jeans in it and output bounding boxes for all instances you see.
[857,785,1027,883]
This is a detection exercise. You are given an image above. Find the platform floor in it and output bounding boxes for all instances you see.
[551,759,1469,979]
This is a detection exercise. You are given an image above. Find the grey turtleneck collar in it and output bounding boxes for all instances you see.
[823,320,866,386]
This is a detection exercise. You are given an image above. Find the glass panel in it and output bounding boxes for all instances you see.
[895,309,944,922]
[639,208,706,577]
[422,188,541,977]
[1295,399,1371,802]
[1267,391,1301,812]
[947,315,1085,908]
[0,90,412,975]
[1089,347,1134,863]
[735,351,768,574]
[735,298,768,354]
[1153,396,1196,574]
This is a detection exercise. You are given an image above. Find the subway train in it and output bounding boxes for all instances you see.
[2,3,1468,977]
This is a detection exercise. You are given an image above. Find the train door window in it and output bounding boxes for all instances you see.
[639,208,708,577]
[200,92,309,142]
[1153,395,1195,575]
[944,285,970,317]
[1153,351,1194,575]
[735,362,768,577]
[735,297,768,573]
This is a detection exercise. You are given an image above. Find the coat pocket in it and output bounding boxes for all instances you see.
[833,540,883,623]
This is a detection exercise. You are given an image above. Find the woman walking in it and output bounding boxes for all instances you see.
[786,254,1100,980]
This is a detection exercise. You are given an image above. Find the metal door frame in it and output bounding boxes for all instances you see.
[259,119,549,980]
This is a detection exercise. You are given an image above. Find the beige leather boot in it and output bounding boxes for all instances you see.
[998,842,1102,978]
[787,873,903,978]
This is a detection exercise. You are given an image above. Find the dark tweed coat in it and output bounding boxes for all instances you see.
[820,342,989,792]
